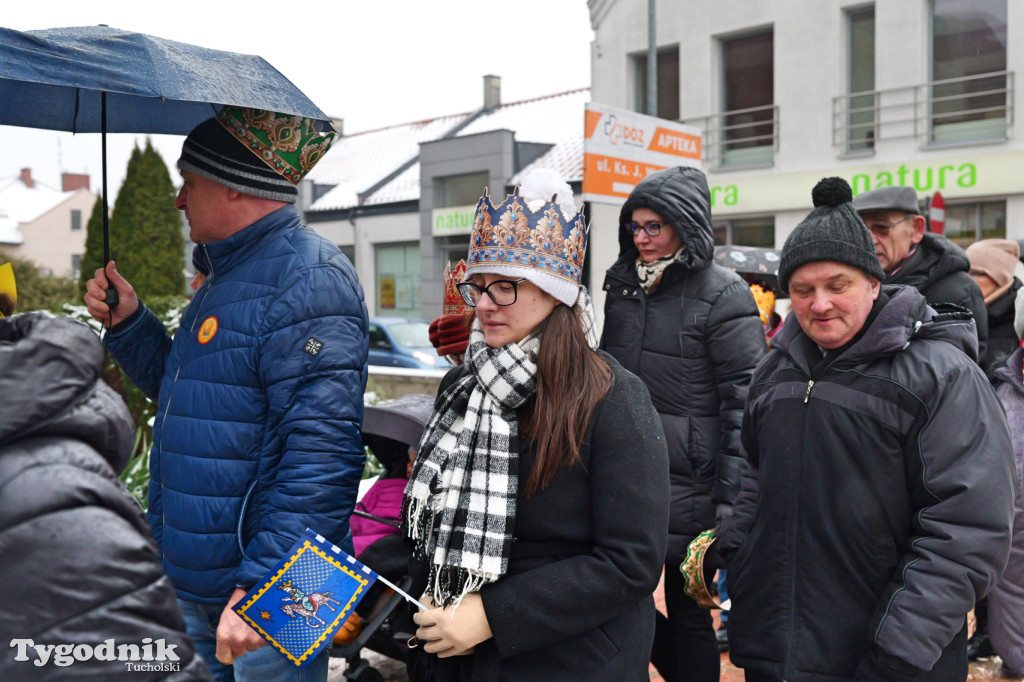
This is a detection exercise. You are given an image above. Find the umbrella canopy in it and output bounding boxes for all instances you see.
[714,244,784,296]
[0,25,333,307]
[0,25,330,134]
[362,394,435,471]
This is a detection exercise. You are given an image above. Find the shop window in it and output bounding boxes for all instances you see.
[634,46,680,121]
[941,200,1006,247]
[712,217,775,247]
[375,242,421,317]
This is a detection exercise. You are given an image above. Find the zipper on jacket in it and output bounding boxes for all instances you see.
[803,379,815,403]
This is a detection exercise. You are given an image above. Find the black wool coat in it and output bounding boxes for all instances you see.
[888,231,989,370]
[600,166,766,563]
[408,352,670,682]
[0,314,209,681]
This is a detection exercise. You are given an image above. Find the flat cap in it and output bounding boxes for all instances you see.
[852,186,920,215]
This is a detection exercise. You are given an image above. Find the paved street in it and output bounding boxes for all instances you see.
[326,573,1019,681]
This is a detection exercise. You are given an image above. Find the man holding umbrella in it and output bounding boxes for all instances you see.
[84,106,369,681]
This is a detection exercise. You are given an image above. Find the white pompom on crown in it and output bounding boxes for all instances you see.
[519,167,578,222]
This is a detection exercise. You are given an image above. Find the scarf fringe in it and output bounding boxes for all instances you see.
[428,564,494,609]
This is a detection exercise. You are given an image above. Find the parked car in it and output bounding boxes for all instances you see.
[368,316,452,370]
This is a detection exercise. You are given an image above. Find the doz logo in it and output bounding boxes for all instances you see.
[603,114,646,147]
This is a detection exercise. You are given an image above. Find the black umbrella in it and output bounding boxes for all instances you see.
[714,245,784,295]
[0,25,332,305]
[362,394,435,472]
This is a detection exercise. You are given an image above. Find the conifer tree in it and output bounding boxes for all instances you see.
[106,140,184,301]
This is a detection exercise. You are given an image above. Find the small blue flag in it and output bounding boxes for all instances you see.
[233,529,378,667]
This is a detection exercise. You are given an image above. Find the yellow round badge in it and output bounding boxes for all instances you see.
[198,316,218,344]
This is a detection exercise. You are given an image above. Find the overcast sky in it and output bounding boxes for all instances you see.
[0,1,594,196]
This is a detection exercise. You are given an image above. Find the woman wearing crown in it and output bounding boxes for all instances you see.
[402,170,669,681]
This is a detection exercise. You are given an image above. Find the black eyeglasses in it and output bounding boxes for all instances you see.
[864,215,912,237]
[456,278,527,307]
[626,221,664,237]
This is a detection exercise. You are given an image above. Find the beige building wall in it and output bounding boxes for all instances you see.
[13,189,94,276]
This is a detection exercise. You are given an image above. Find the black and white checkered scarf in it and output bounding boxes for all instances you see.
[402,289,598,607]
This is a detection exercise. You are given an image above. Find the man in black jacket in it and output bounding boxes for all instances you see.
[0,313,209,680]
[718,177,1015,681]
[600,166,765,682]
[853,185,988,370]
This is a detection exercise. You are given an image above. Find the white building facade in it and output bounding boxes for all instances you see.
[588,0,1020,250]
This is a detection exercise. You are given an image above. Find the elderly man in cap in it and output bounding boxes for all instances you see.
[853,185,988,370]
[715,177,1015,681]
[84,107,369,681]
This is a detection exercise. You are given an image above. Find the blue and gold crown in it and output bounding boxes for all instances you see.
[468,187,589,292]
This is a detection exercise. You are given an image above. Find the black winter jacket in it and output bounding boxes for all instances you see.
[888,231,988,370]
[600,166,766,563]
[409,352,670,682]
[720,286,1015,681]
[984,278,1022,380]
[0,314,209,681]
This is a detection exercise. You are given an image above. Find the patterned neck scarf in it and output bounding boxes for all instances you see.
[402,289,599,607]
[636,247,686,293]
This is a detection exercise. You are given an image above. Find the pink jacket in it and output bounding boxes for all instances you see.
[351,477,407,557]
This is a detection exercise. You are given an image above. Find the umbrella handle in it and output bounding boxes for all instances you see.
[104,288,119,308]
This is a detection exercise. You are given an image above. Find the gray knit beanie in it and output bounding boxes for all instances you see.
[779,177,886,291]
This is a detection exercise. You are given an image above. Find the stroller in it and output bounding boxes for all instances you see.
[332,393,434,682]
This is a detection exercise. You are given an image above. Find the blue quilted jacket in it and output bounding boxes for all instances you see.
[108,205,369,603]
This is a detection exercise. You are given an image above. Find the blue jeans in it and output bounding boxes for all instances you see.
[177,598,329,682]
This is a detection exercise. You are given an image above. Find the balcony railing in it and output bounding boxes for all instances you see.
[682,104,779,169]
[832,70,1014,153]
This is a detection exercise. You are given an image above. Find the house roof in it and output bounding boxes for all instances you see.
[0,175,80,245]
[308,87,589,212]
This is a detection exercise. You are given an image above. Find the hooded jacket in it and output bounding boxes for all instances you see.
[990,348,1024,674]
[0,314,209,680]
[600,166,765,563]
[888,231,988,370]
[720,285,1015,680]
[107,205,369,603]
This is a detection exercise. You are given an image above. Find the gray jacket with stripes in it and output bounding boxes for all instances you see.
[720,284,1016,681]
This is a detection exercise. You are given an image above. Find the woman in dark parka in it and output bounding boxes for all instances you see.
[403,170,670,681]
[600,166,766,682]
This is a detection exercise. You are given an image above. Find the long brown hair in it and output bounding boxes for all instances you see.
[520,303,612,496]
[0,293,15,317]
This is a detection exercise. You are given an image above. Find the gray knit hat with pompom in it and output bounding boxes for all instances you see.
[778,177,885,291]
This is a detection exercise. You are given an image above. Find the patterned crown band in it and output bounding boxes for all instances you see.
[468,187,589,287]
[217,106,335,185]
[442,260,471,317]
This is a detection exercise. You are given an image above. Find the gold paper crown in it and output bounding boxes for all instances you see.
[468,187,589,287]
[749,283,776,326]
[442,260,471,316]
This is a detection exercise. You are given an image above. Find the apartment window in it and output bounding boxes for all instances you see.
[71,209,82,231]
[71,254,82,278]
[931,0,1008,143]
[847,7,876,152]
[941,200,1006,247]
[634,46,680,120]
[437,172,488,208]
[721,30,774,166]
[712,217,775,247]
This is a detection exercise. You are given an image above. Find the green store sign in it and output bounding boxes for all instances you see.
[431,205,477,236]
[707,151,1024,215]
